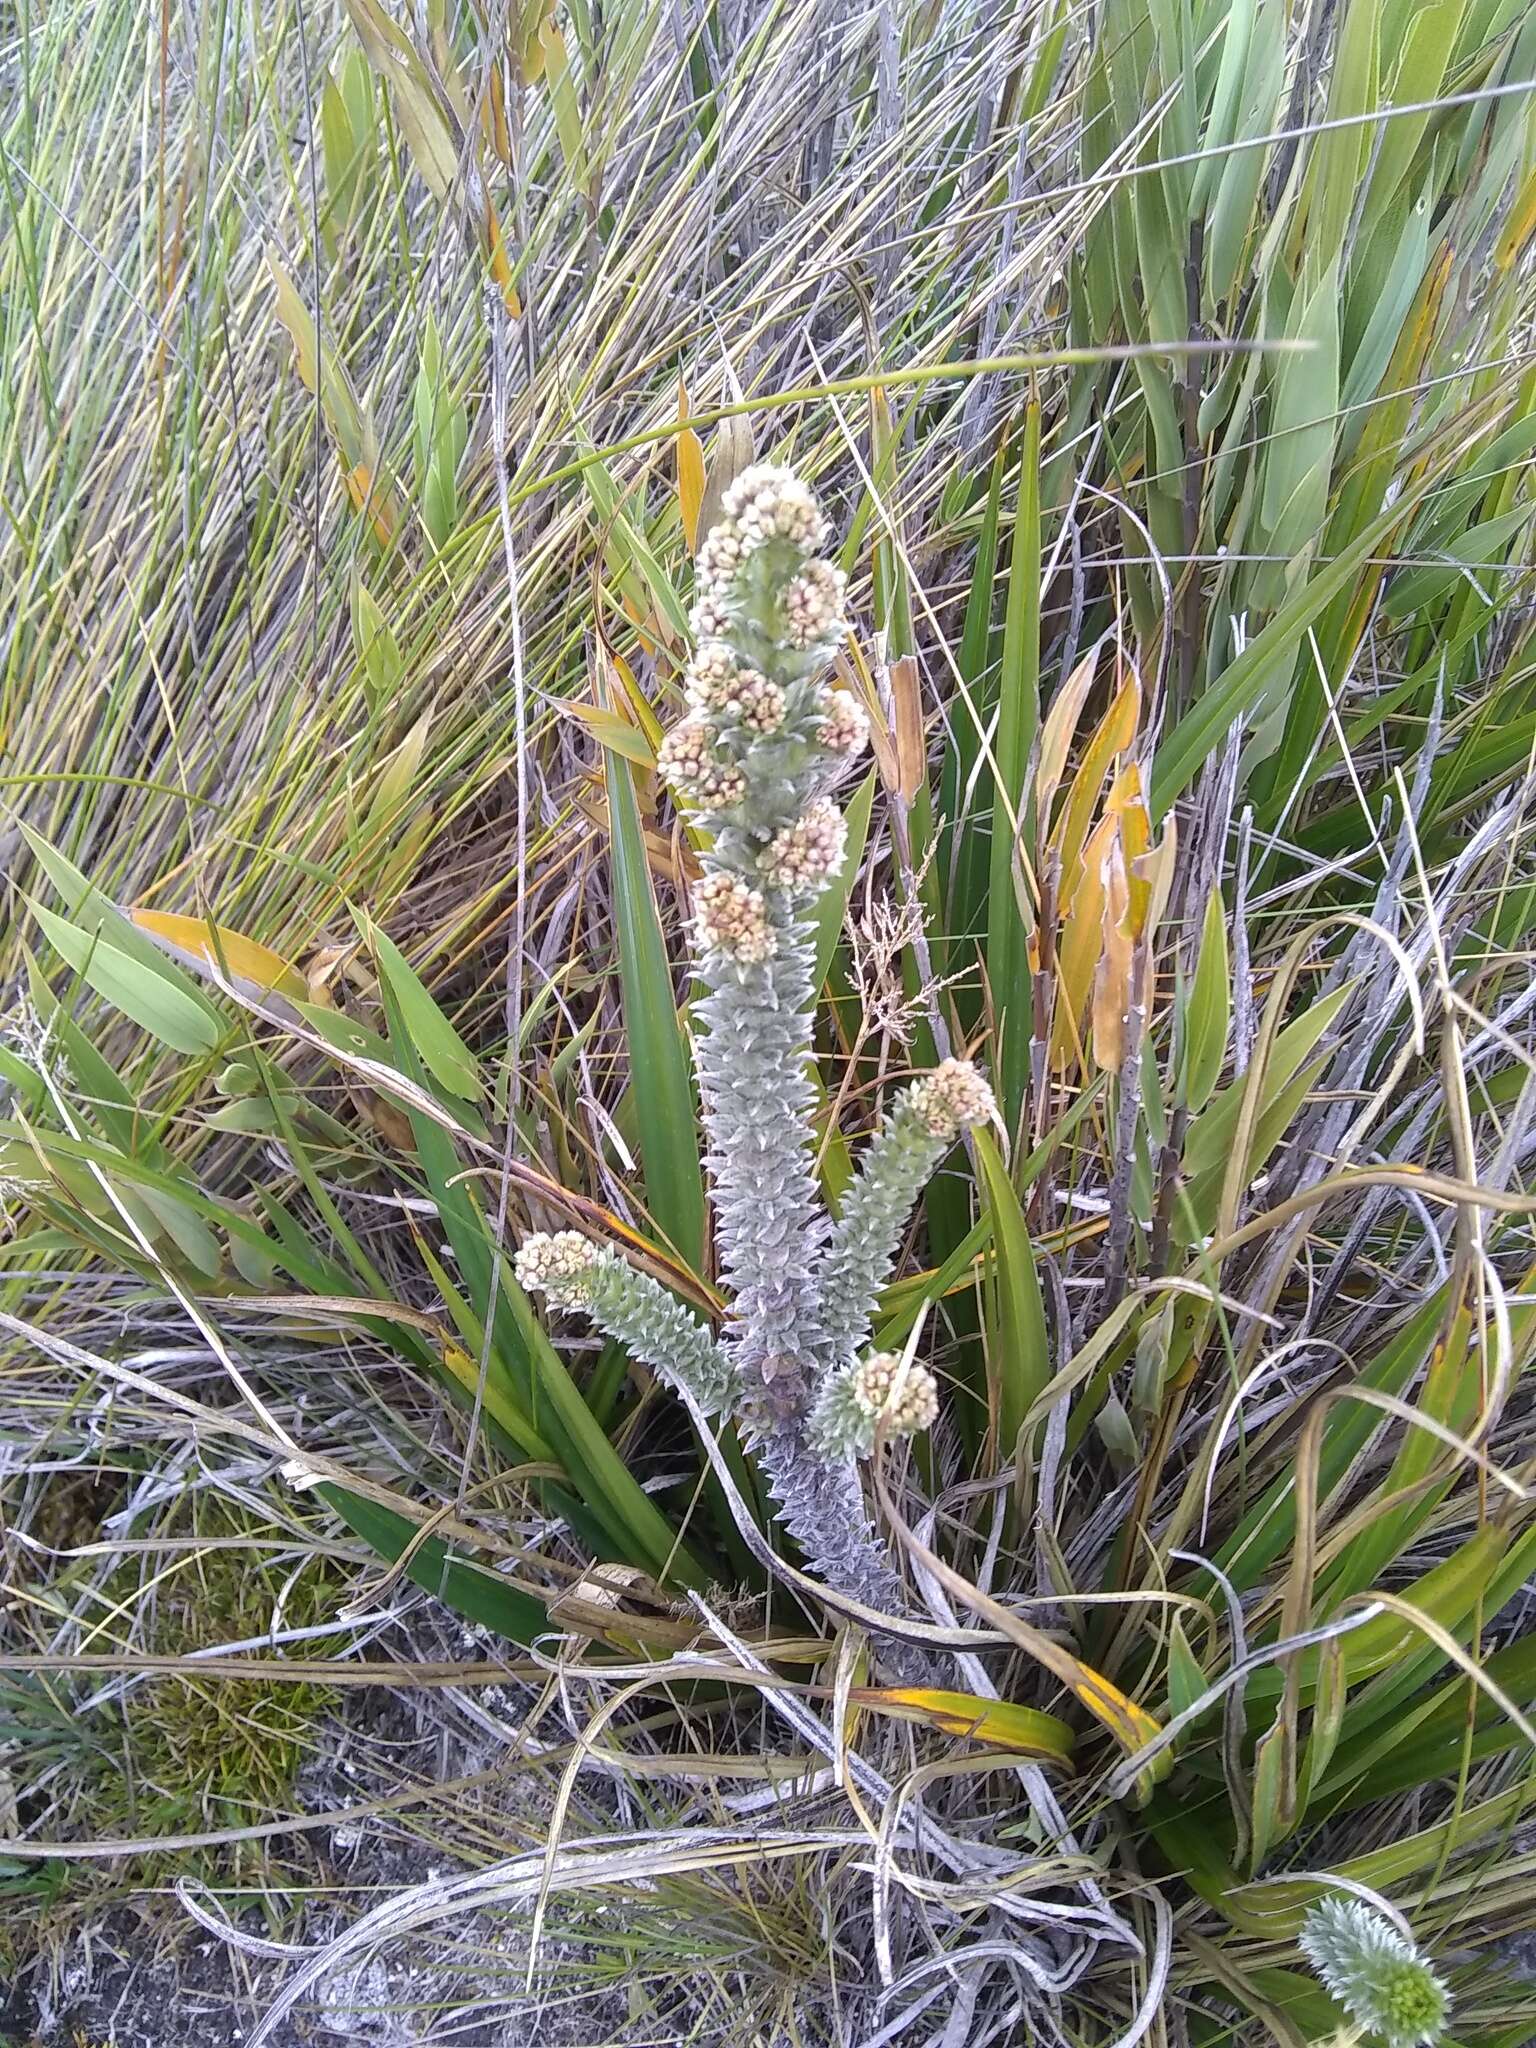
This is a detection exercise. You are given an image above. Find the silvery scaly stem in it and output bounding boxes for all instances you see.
[816,1089,961,1362]
[755,1419,929,1677]
[813,1064,997,1432]
[693,918,833,1419]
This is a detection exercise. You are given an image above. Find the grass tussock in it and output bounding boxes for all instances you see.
[2,0,1536,2041]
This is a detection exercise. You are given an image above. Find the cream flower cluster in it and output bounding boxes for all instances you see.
[683,644,787,734]
[657,719,748,809]
[693,873,776,965]
[850,1352,941,1435]
[514,1229,598,1303]
[724,465,827,551]
[908,1059,998,1140]
[693,464,829,604]
[811,1345,943,1458]
[689,590,733,641]
[759,799,847,895]
[818,689,870,754]
[781,561,847,650]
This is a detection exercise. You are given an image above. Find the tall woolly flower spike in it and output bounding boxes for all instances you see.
[1300,1899,1450,2048]
[679,471,852,1424]
[515,1232,736,1417]
[672,470,955,1661]
[539,463,933,1666]
[815,1060,998,1363]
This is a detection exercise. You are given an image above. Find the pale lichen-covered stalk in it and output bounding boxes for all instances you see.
[693,923,833,1420]
[519,466,995,1656]
[815,1062,999,1367]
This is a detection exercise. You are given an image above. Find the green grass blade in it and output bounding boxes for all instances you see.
[605,745,707,1271]
[985,406,1042,1129]
[974,1127,1050,1465]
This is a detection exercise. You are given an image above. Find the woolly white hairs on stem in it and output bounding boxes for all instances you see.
[694,925,836,1420]
[815,1062,997,1368]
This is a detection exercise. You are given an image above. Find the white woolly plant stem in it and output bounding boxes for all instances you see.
[815,1090,954,1360]
[567,1255,736,1416]
[692,915,832,1412]
[692,900,931,1638]
[753,1423,928,1673]
[516,1238,735,1417]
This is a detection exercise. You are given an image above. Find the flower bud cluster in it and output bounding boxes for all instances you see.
[659,468,866,904]
[759,799,847,896]
[818,689,870,755]
[1299,1899,1450,2048]
[657,719,748,809]
[684,645,786,735]
[514,1229,598,1305]
[811,1349,941,1458]
[693,873,776,965]
[850,1351,940,1434]
[724,466,827,552]
[781,561,847,650]
[907,1059,998,1141]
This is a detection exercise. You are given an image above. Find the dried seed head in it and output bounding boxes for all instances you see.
[907,1058,997,1140]
[817,688,870,757]
[515,1231,598,1304]
[694,873,777,965]
[658,719,748,810]
[850,1351,940,1436]
[782,560,847,649]
[720,464,828,552]
[759,799,847,894]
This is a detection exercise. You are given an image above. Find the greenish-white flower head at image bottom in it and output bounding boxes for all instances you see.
[1300,1898,1451,2048]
